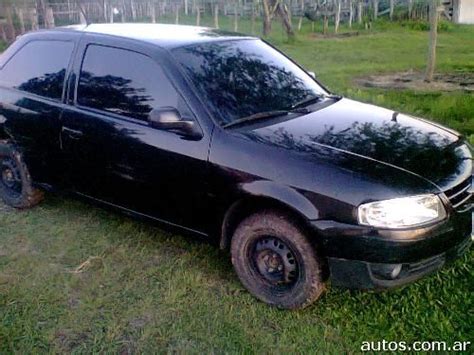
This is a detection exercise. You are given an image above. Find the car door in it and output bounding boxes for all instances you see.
[60,36,212,233]
[0,35,76,185]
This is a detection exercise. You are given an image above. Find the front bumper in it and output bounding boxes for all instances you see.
[328,233,471,289]
[311,210,472,289]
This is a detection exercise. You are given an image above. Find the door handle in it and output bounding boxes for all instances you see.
[62,126,84,140]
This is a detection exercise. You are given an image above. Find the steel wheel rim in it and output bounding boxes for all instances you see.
[250,236,299,288]
[1,157,22,198]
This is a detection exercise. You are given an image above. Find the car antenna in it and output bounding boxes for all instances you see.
[75,0,91,26]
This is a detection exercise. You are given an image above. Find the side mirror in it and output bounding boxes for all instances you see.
[308,71,316,79]
[148,107,202,139]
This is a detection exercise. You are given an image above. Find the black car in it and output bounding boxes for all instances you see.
[0,24,472,309]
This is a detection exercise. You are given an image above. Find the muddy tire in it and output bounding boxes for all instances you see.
[231,210,325,309]
[0,143,44,209]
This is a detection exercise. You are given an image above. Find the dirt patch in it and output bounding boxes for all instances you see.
[309,31,361,39]
[355,70,474,92]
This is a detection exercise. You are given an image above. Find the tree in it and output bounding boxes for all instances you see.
[425,0,439,82]
[348,0,353,28]
[357,1,363,24]
[297,0,304,31]
[373,0,378,20]
[262,0,272,36]
[334,0,341,33]
[233,1,239,31]
[213,3,219,28]
[275,1,295,39]
[408,0,413,19]
[261,0,294,39]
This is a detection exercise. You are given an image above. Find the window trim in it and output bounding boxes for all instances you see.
[74,43,194,125]
[0,39,75,102]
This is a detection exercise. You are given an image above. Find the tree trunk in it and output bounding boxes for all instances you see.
[358,1,363,24]
[103,0,108,22]
[234,4,239,32]
[0,26,7,43]
[298,0,304,31]
[334,0,341,33]
[176,5,180,24]
[277,2,295,39]
[425,0,439,82]
[196,6,200,26]
[5,6,15,41]
[349,0,353,28]
[323,12,329,35]
[45,7,55,28]
[262,0,272,36]
[185,0,188,15]
[214,4,219,28]
[408,0,413,19]
[131,0,137,20]
[30,8,39,30]
[36,0,45,27]
[151,2,156,23]
[286,3,293,28]
[389,0,395,20]
[16,7,26,34]
[121,0,127,22]
[251,4,256,34]
[67,0,72,22]
[373,0,378,20]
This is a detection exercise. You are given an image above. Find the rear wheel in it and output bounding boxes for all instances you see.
[231,210,325,309]
[0,143,44,209]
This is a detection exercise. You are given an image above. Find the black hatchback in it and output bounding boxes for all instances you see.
[0,24,472,309]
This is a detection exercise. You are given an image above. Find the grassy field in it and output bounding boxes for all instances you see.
[0,18,473,353]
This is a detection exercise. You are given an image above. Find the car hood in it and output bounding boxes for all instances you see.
[239,98,472,190]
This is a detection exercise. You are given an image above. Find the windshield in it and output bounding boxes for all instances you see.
[172,39,328,127]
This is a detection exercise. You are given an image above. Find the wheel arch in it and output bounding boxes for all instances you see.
[219,181,320,250]
[0,119,10,141]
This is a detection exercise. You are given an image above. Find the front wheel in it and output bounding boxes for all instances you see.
[231,210,326,309]
[0,143,44,209]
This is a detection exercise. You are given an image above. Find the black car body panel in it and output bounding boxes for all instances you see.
[0,24,472,291]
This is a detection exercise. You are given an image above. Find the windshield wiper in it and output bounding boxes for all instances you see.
[291,94,342,110]
[223,108,312,129]
[222,110,291,129]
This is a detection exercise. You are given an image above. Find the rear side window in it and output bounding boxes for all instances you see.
[77,45,191,121]
[0,40,74,100]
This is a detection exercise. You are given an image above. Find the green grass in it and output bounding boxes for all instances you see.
[1,19,473,353]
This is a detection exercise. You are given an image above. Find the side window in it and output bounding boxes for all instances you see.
[77,45,192,121]
[0,40,74,100]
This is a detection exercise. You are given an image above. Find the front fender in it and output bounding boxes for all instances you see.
[238,180,320,220]
[0,113,8,140]
[0,139,12,157]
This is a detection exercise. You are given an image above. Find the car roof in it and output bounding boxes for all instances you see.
[52,23,256,49]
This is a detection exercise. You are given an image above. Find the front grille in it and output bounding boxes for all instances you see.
[444,177,473,213]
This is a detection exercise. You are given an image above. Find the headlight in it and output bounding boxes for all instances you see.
[358,194,446,229]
